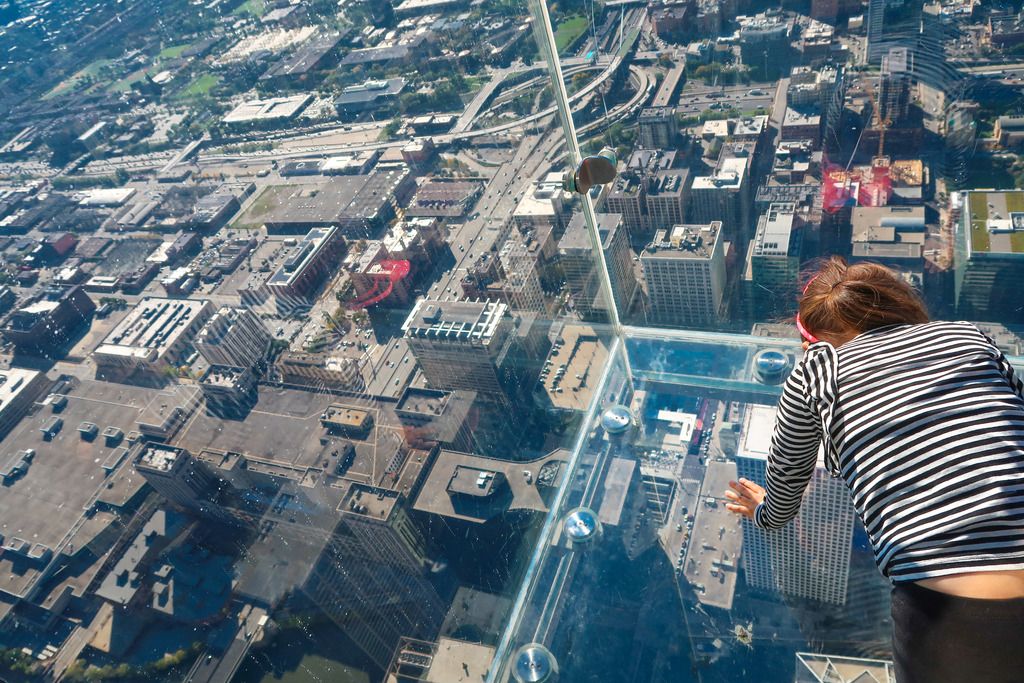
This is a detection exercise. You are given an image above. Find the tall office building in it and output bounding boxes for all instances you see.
[194,306,273,369]
[879,47,913,126]
[403,299,522,399]
[602,175,646,238]
[133,444,220,517]
[512,173,573,238]
[559,213,638,322]
[641,223,726,328]
[737,11,793,78]
[689,154,751,244]
[498,237,546,313]
[602,149,688,241]
[638,107,678,149]
[735,405,855,605]
[297,482,447,669]
[955,190,1024,322]
[144,442,449,672]
[645,170,689,234]
[744,203,802,318]
[866,0,887,62]
[866,0,921,64]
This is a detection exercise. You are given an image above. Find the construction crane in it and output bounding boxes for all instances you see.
[862,75,891,159]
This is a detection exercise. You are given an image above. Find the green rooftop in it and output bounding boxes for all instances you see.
[966,190,1024,255]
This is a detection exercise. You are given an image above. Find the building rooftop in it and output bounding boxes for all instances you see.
[446,466,505,498]
[267,226,338,289]
[692,157,747,190]
[513,174,569,218]
[783,106,821,127]
[752,202,797,257]
[560,213,622,252]
[643,222,722,260]
[795,652,896,683]
[137,444,183,472]
[339,44,412,66]
[222,94,313,124]
[0,377,167,601]
[321,405,372,430]
[403,299,508,342]
[340,482,398,520]
[395,387,448,416]
[0,368,40,415]
[95,508,187,606]
[681,459,742,610]
[180,387,401,486]
[237,170,407,231]
[406,179,481,217]
[541,325,609,412]
[260,31,344,80]
[96,297,211,362]
[335,77,406,106]
[413,449,567,523]
[965,190,1024,256]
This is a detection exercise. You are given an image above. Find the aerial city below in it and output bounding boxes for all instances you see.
[0,0,1015,681]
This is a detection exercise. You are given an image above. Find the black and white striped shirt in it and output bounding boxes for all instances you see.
[755,321,1024,582]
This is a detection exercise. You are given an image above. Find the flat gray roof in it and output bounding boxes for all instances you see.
[0,378,171,598]
[682,460,742,610]
[414,449,567,522]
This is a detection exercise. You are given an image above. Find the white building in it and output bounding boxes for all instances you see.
[641,223,725,328]
[95,298,214,377]
[735,404,855,605]
[194,307,272,369]
[689,155,751,241]
[512,173,572,236]
[403,300,516,397]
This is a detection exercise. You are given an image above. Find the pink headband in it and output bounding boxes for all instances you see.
[795,275,820,344]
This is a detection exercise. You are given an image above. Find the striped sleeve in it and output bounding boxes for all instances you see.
[980,330,1024,401]
[754,354,822,530]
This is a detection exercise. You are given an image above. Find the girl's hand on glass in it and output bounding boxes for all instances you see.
[802,341,809,351]
[725,478,766,520]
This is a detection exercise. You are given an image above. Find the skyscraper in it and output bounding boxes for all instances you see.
[744,202,802,319]
[403,299,520,398]
[133,444,220,517]
[641,223,726,328]
[879,47,913,126]
[735,405,855,605]
[559,213,637,322]
[689,154,751,244]
[194,306,273,369]
[955,190,1024,322]
[638,107,678,149]
[498,237,546,313]
[866,0,887,63]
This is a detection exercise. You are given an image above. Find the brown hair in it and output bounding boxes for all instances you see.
[798,256,929,340]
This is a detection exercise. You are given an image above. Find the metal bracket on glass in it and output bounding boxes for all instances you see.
[562,147,618,195]
[562,506,602,547]
[752,349,793,385]
[600,404,634,436]
[512,643,558,683]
